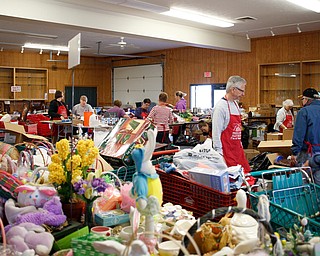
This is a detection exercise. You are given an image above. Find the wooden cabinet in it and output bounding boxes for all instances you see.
[302,60,320,89]
[0,67,14,99]
[259,62,301,106]
[0,66,48,100]
[0,67,48,113]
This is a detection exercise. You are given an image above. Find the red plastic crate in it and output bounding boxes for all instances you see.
[37,123,51,137]
[156,167,237,218]
[18,121,38,134]
[27,114,51,137]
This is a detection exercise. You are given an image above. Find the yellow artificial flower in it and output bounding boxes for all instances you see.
[47,138,100,204]
[51,154,61,164]
[56,139,70,160]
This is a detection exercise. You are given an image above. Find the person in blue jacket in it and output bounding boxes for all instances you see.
[291,87,320,184]
[303,153,320,184]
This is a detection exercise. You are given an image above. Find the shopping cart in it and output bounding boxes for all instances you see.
[249,167,320,235]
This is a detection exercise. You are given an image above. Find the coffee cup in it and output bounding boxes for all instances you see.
[91,226,113,236]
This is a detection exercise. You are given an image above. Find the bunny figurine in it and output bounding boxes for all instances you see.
[130,128,163,253]
[15,184,57,208]
[130,128,163,212]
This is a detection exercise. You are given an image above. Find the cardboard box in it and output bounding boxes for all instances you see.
[266,133,283,141]
[72,119,83,126]
[283,128,294,140]
[94,210,130,227]
[244,149,260,161]
[3,122,47,144]
[188,168,230,193]
[257,140,292,156]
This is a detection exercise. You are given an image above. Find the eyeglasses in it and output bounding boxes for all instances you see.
[301,97,308,101]
[234,87,245,93]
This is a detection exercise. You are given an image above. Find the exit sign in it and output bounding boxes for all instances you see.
[204,71,212,78]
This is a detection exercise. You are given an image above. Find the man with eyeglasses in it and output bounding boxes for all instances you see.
[291,87,320,184]
[211,75,254,185]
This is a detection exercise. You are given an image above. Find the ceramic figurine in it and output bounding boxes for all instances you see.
[230,189,259,245]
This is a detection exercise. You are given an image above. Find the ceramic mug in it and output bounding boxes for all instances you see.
[91,226,113,236]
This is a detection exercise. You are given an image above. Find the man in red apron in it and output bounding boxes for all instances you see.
[212,76,255,185]
[48,90,70,143]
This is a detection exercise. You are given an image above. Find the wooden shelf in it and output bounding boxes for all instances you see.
[259,60,320,106]
[259,62,301,106]
[0,66,48,101]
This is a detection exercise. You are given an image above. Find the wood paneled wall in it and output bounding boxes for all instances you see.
[0,30,319,109]
[0,52,111,105]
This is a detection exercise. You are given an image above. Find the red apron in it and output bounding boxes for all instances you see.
[221,100,251,174]
[52,103,68,137]
[57,104,68,119]
[280,113,293,132]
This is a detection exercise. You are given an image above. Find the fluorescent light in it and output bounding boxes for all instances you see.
[122,0,169,13]
[23,43,69,52]
[287,0,320,13]
[162,7,234,28]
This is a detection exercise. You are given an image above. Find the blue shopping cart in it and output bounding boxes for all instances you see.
[249,167,320,235]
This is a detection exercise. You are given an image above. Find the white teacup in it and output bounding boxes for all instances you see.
[158,240,181,256]
[119,226,144,242]
[91,226,113,237]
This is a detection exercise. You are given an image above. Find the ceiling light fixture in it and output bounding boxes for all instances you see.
[122,0,169,13]
[23,43,69,52]
[0,28,58,39]
[246,33,250,40]
[0,47,3,52]
[21,47,24,54]
[236,20,319,38]
[297,24,302,33]
[270,28,275,36]
[162,7,234,28]
[39,49,43,54]
[286,0,320,13]
[57,50,60,56]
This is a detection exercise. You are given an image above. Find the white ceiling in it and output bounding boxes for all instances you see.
[0,0,319,57]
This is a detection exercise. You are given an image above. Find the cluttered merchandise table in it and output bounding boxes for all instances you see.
[40,119,113,143]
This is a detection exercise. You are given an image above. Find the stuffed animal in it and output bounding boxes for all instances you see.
[6,222,55,256]
[93,240,150,256]
[4,198,38,225]
[15,196,66,227]
[15,184,57,208]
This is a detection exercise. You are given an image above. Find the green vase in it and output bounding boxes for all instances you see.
[84,200,94,228]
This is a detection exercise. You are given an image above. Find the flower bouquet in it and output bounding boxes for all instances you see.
[48,139,108,224]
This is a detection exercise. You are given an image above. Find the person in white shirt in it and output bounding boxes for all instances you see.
[72,95,93,117]
[211,75,254,184]
[274,99,294,132]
